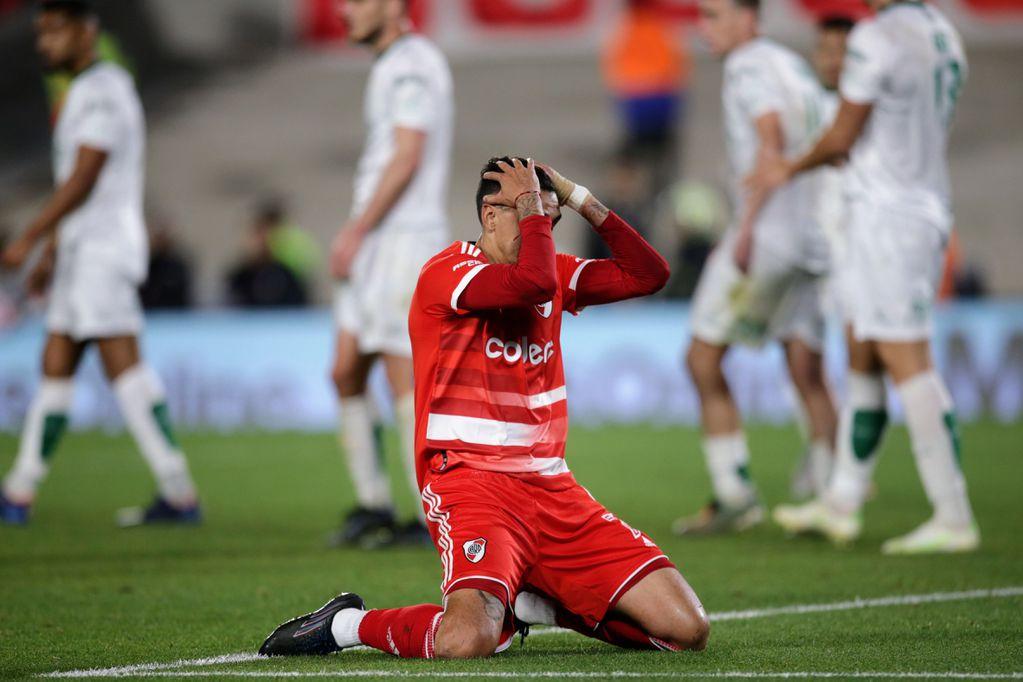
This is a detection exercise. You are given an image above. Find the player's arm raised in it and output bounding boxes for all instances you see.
[457,158,557,310]
[1,146,107,270]
[536,163,669,307]
[331,127,426,279]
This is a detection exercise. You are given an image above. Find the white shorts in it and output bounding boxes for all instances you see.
[690,230,826,351]
[846,204,948,343]
[334,229,448,357]
[46,245,145,341]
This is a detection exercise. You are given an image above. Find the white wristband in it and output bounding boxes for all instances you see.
[566,184,591,211]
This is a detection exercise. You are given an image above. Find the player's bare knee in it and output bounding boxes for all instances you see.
[656,608,710,652]
[681,609,711,651]
[433,622,499,659]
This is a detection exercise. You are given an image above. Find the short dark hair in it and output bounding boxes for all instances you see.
[818,15,856,33]
[733,0,760,11]
[39,0,96,20]
[475,157,555,225]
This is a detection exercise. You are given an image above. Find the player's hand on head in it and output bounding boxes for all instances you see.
[482,157,541,209]
[535,162,576,206]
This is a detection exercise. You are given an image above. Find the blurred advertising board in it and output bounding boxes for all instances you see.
[1,302,1021,432]
[299,0,1023,49]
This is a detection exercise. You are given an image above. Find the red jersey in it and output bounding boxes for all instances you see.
[409,212,669,489]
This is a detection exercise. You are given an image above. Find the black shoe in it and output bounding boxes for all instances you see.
[327,506,396,548]
[116,497,202,528]
[390,520,433,547]
[259,592,365,656]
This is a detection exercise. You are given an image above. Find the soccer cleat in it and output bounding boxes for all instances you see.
[259,592,365,656]
[772,499,861,546]
[881,518,980,555]
[389,520,433,547]
[327,506,396,549]
[116,496,202,527]
[0,491,31,525]
[671,497,765,536]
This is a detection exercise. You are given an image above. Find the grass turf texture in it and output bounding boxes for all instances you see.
[1,423,1021,680]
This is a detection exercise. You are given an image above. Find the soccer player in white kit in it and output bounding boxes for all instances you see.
[788,16,855,500]
[674,0,837,535]
[327,0,452,546]
[753,0,979,554]
[0,0,199,526]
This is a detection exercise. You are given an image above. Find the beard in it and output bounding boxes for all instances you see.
[351,24,383,46]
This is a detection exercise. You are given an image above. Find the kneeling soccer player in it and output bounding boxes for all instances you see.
[260,157,710,658]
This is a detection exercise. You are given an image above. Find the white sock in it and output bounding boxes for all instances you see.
[897,370,975,529]
[514,591,557,626]
[2,378,74,501]
[339,396,392,511]
[704,432,755,508]
[113,365,197,506]
[330,608,367,648]
[827,371,887,514]
[808,438,834,498]
[395,393,424,522]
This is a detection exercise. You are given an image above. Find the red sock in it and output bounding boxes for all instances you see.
[555,607,678,651]
[358,604,444,659]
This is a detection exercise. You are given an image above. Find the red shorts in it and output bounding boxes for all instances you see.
[420,467,674,629]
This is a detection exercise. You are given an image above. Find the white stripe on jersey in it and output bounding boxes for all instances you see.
[426,413,543,448]
[450,263,488,312]
[569,259,594,291]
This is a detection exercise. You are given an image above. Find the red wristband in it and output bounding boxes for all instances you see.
[514,190,541,204]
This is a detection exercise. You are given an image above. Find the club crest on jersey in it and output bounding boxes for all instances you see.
[463,538,487,563]
[535,300,553,318]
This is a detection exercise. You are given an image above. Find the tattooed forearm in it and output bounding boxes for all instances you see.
[579,195,610,227]
[515,191,545,221]
[476,590,505,625]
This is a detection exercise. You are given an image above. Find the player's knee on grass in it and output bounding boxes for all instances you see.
[618,569,710,652]
[434,589,504,659]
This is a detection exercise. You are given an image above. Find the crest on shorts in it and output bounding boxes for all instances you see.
[463,537,487,563]
[535,301,553,318]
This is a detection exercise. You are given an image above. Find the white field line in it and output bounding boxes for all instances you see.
[41,586,1023,679]
[36,671,1023,679]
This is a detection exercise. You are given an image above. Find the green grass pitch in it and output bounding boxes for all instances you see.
[1,422,1021,680]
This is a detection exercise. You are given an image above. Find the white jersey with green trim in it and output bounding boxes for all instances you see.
[722,37,831,271]
[840,1,967,228]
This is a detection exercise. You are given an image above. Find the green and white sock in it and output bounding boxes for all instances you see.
[340,395,392,511]
[2,378,74,502]
[827,371,888,514]
[897,370,974,529]
[704,432,755,508]
[395,393,425,522]
[113,365,197,507]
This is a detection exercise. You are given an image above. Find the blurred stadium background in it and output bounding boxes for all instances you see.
[1,0,1022,431]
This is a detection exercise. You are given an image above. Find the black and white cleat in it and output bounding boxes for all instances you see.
[259,593,366,657]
